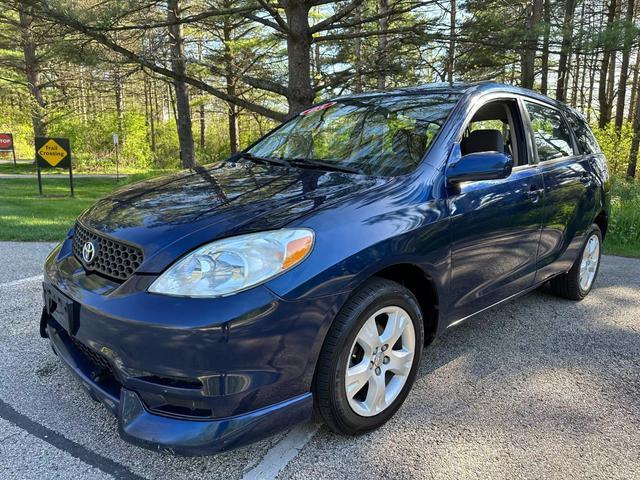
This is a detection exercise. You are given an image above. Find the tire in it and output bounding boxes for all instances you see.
[550,224,602,300]
[314,277,424,435]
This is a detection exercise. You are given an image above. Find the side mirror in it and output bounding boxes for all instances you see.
[446,147,513,184]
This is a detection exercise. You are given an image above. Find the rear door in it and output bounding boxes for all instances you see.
[447,97,545,322]
[522,100,596,282]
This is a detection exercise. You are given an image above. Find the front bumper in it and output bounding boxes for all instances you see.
[42,241,346,455]
[45,318,312,455]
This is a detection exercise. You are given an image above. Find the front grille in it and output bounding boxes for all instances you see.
[72,222,143,281]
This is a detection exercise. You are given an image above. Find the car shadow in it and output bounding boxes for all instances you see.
[412,265,640,422]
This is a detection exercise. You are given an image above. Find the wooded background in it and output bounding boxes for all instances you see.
[1,0,639,178]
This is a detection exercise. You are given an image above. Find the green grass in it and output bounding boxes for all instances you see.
[604,180,640,258]
[0,161,174,176]
[603,243,640,258]
[0,162,39,174]
[0,174,158,241]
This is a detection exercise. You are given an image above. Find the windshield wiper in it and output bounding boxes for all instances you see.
[286,158,362,174]
[237,152,291,167]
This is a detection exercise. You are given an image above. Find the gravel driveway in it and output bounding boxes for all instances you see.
[0,242,638,479]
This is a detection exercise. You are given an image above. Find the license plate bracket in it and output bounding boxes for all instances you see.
[43,283,78,335]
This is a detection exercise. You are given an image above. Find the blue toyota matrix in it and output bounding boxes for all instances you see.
[41,82,610,455]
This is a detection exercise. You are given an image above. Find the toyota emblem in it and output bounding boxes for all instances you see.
[82,241,96,264]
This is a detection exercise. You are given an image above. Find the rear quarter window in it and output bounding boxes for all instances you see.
[566,112,601,155]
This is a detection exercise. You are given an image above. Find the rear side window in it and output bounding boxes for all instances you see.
[524,101,576,161]
[566,113,601,155]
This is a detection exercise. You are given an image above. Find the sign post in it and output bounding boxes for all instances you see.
[35,137,74,197]
[0,133,16,165]
[113,133,120,182]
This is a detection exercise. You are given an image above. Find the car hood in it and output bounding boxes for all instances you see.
[78,161,382,272]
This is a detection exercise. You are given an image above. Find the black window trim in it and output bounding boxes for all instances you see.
[514,96,539,169]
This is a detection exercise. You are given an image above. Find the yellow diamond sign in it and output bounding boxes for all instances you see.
[38,139,68,167]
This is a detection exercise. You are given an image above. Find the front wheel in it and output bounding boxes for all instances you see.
[550,224,602,300]
[314,278,424,435]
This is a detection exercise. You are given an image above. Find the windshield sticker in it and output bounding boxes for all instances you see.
[301,102,336,116]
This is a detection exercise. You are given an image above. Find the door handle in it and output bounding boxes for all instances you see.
[580,171,591,185]
[528,184,542,203]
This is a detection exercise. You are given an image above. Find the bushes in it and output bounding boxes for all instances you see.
[2,110,167,171]
[0,104,35,160]
[590,122,640,256]
[592,122,634,177]
[0,96,273,171]
[606,179,640,256]
[51,112,153,171]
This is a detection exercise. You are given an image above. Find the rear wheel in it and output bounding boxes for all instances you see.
[315,278,424,434]
[550,224,602,300]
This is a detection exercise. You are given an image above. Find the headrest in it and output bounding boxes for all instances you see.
[462,129,504,155]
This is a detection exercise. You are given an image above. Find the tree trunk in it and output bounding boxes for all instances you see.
[571,0,587,107]
[79,66,87,124]
[521,0,543,89]
[167,0,195,168]
[540,0,551,95]
[314,43,321,77]
[354,3,363,93]
[446,0,456,84]
[144,72,151,145]
[586,58,596,121]
[615,0,636,130]
[18,5,47,137]
[223,10,239,153]
[628,84,640,178]
[579,44,589,109]
[607,45,617,109]
[629,48,640,122]
[377,0,389,90]
[556,0,577,102]
[199,103,206,151]
[114,67,125,143]
[228,106,239,154]
[599,0,618,128]
[196,39,206,153]
[145,74,157,154]
[570,51,580,107]
[284,0,314,115]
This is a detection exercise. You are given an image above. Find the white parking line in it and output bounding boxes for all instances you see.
[0,275,42,288]
[241,422,319,480]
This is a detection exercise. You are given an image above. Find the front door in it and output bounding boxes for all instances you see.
[447,98,544,322]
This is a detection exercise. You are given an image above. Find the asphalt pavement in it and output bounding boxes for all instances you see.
[0,241,638,479]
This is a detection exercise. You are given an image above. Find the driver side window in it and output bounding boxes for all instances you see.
[461,99,527,167]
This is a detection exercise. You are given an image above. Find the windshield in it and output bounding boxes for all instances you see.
[247,94,460,176]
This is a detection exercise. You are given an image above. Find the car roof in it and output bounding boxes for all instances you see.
[333,81,577,116]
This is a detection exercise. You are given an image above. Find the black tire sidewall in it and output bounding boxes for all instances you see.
[324,281,424,433]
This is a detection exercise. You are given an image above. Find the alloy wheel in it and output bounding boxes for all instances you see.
[344,306,416,417]
[579,233,600,292]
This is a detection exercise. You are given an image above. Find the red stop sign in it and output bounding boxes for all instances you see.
[0,133,13,151]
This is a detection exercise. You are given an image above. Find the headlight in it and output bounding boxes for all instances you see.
[148,229,314,298]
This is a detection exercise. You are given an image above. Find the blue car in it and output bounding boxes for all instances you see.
[41,82,609,455]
